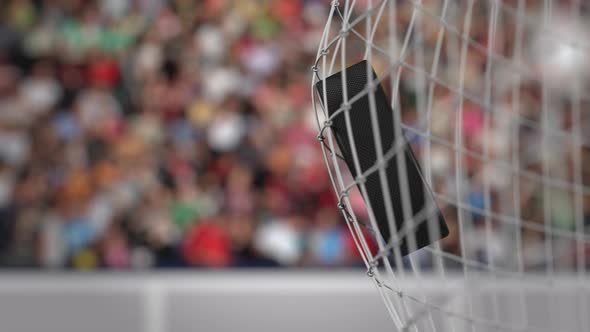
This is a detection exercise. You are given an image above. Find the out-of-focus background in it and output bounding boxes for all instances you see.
[0,0,589,271]
[1,1,590,332]
[0,0,371,269]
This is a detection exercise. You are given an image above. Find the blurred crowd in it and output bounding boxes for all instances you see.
[0,0,588,271]
[0,0,376,269]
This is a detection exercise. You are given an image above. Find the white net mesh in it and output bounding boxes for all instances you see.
[311,1,590,331]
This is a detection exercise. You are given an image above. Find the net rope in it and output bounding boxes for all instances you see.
[311,0,590,331]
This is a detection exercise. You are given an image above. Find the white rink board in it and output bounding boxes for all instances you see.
[0,271,587,332]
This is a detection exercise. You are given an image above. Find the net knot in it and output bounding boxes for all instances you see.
[366,267,375,278]
[341,102,351,111]
[369,260,379,270]
[338,29,349,38]
[323,120,333,127]
[337,191,349,210]
[320,49,329,57]
[356,174,366,185]
[311,65,318,73]
[316,134,325,142]
[331,0,340,7]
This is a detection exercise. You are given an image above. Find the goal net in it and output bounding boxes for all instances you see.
[311,1,590,331]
